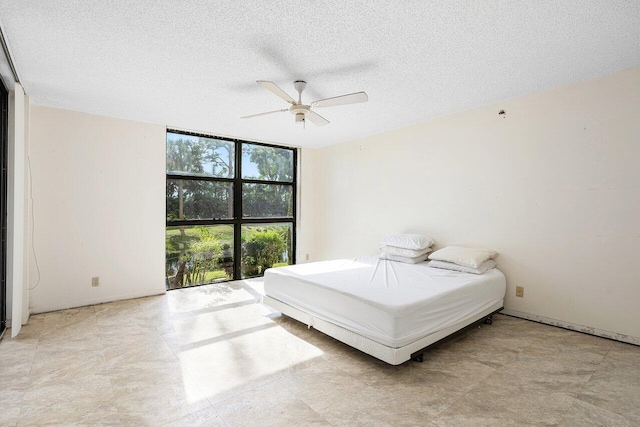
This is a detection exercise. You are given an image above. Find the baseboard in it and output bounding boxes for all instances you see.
[29,287,167,315]
[501,309,640,346]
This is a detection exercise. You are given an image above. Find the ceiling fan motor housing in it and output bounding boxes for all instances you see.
[290,103,309,124]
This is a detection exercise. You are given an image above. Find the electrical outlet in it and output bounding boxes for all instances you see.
[91,277,99,287]
[305,254,310,261]
[515,285,524,298]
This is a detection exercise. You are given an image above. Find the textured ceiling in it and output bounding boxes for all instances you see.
[0,1,639,148]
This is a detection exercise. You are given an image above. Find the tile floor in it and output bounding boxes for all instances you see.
[1,279,639,426]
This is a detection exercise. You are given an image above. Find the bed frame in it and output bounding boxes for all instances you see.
[262,294,503,365]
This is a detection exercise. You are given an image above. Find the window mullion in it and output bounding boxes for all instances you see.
[233,140,242,280]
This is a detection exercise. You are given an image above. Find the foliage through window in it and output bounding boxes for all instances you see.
[242,143,293,181]
[165,131,296,290]
[241,223,292,278]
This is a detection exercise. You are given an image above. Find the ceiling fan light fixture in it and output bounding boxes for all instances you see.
[242,80,368,128]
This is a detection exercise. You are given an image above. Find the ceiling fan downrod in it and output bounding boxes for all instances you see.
[293,80,306,104]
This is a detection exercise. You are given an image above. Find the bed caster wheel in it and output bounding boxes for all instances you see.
[412,354,424,363]
[484,316,493,325]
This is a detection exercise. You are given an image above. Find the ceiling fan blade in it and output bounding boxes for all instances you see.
[241,109,288,119]
[257,80,296,105]
[307,110,330,127]
[312,91,368,108]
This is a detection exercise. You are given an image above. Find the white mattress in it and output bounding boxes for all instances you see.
[264,256,506,348]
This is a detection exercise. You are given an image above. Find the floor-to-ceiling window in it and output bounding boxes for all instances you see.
[165,130,296,290]
[0,78,8,337]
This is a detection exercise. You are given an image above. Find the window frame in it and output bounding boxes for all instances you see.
[166,129,297,282]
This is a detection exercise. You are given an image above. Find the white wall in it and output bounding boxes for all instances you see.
[296,147,320,263]
[21,93,30,325]
[28,106,166,313]
[6,83,28,336]
[309,67,640,342]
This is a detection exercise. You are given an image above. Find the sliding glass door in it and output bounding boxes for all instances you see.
[0,79,8,337]
[165,130,296,290]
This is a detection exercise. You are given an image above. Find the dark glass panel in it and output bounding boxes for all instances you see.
[166,179,233,221]
[241,223,292,278]
[167,132,235,178]
[241,143,293,182]
[165,225,234,289]
[242,183,292,218]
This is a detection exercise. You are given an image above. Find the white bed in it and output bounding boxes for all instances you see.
[262,256,506,365]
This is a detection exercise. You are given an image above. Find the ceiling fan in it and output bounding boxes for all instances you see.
[241,80,368,127]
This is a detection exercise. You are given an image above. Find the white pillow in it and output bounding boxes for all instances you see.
[379,253,429,264]
[379,234,434,250]
[428,246,499,268]
[380,245,432,258]
[428,259,497,274]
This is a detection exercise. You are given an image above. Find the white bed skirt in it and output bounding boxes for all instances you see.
[263,295,503,365]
